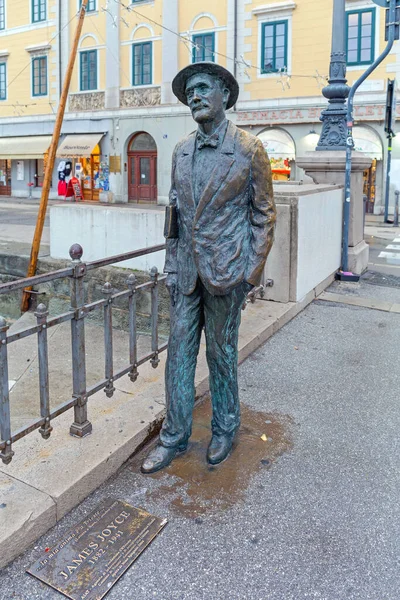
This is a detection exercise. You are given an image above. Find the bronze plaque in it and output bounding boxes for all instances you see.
[109,155,121,174]
[27,499,167,600]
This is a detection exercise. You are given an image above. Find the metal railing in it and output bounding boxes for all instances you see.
[0,243,166,465]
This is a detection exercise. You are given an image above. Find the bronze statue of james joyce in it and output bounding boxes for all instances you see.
[141,62,276,474]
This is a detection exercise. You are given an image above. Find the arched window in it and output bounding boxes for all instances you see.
[129,132,157,152]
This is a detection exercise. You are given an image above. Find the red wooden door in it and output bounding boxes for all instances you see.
[0,160,11,196]
[128,151,157,202]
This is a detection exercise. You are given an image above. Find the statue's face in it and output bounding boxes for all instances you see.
[185,73,230,124]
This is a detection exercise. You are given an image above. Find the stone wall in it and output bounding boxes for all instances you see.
[0,253,170,338]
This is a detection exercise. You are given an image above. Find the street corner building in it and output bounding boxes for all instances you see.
[0,0,397,215]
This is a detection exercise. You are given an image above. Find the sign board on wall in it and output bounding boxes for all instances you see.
[16,160,24,181]
[236,104,400,126]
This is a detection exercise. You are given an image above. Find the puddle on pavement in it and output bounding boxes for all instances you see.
[132,398,293,517]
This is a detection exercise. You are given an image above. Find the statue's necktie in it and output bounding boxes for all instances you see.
[197,132,220,150]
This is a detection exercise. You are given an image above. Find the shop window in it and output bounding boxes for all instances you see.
[80,0,96,11]
[192,33,215,63]
[32,56,48,97]
[78,143,100,201]
[261,20,288,73]
[346,9,375,66]
[132,42,152,86]
[0,63,6,100]
[0,0,5,30]
[32,0,46,23]
[80,50,97,91]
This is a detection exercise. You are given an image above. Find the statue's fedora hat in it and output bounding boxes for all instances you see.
[172,62,239,110]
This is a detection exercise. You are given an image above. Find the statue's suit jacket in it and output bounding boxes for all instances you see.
[164,120,276,297]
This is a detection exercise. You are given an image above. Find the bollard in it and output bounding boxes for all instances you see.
[394,191,399,228]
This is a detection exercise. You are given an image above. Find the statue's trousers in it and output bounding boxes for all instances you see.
[159,280,250,448]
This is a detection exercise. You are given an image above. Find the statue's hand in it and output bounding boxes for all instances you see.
[166,273,178,307]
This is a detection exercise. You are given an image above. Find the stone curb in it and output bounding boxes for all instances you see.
[0,272,335,569]
[318,291,400,314]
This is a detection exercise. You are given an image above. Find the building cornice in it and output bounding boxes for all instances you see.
[252,2,296,16]
[25,43,52,54]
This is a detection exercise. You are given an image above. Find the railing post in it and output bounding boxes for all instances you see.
[127,274,138,383]
[69,244,92,438]
[394,190,399,228]
[35,303,53,440]
[150,266,160,369]
[0,316,13,465]
[103,282,115,398]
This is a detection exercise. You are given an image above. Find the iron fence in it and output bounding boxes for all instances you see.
[0,243,166,465]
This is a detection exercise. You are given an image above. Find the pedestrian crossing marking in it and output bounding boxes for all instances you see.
[394,238,400,243]
[386,245,400,250]
[378,251,400,261]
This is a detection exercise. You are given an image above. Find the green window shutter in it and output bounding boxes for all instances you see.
[132,42,152,86]
[32,56,47,96]
[80,50,98,91]
[192,33,215,63]
[0,0,5,30]
[32,0,46,23]
[80,0,96,11]
[0,63,6,100]
[261,20,288,74]
[346,8,375,66]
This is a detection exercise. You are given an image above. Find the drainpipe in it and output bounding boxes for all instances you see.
[58,0,62,99]
[233,0,238,111]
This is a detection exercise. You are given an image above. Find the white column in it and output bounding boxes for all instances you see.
[161,0,178,104]
[59,0,70,103]
[226,0,236,75]
[105,0,120,109]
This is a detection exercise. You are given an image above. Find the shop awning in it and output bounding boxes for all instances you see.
[0,135,52,159]
[56,133,104,158]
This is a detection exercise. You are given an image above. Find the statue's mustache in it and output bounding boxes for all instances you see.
[192,103,209,111]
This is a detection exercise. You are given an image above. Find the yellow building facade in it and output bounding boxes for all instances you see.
[0,0,398,211]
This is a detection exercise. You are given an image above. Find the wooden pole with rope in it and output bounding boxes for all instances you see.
[21,0,89,312]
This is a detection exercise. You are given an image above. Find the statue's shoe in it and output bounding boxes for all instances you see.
[141,443,187,474]
[207,434,235,465]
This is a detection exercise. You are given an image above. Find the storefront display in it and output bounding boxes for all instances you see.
[0,159,11,195]
[363,159,377,214]
[257,128,295,181]
[353,126,383,215]
[56,133,104,202]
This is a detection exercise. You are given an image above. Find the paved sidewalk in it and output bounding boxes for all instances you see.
[1,275,400,599]
[0,284,322,570]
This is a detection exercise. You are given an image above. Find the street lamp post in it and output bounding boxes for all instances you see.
[316,0,350,151]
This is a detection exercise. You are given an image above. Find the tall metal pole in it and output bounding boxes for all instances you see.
[316,0,349,151]
[21,0,89,313]
[342,0,397,274]
[384,133,393,222]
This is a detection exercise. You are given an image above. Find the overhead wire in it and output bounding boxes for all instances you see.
[6,10,78,92]
[4,0,328,117]
[108,0,328,89]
